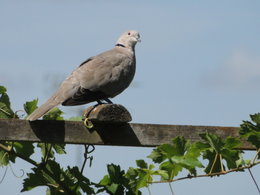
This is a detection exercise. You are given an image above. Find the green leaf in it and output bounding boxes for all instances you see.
[0,102,13,118]
[13,142,34,159]
[224,137,241,149]
[22,168,47,192]
[0,93,11,109]
[154,169,169,180]
[53,144,66,155]
[203,152,222,174]
[67,166,94,194]
[0,150,9,166]
[106,183,119,194]
[37,143,66,161]
[147,149,164,163]
[136,160,148,169]
[24,99,38,115]
[99,175,111,185]
[0,86,7,94]
[240,114,260,149]
[98,164,138,195]
[37,143,54,159]
[200,133,223,153]
[43,107,64,120]
[159,161,182,180]
[171,156,203,169]
[251,113,260,124]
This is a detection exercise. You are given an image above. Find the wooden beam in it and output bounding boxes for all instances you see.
[0,119,253,150]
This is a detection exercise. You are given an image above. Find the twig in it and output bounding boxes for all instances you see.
[0,143,12,152]
[252,149,260,164]
[248,168,260,194]
[150,161,260,184]
[0,107,12,117]
[219,154,224,172]
[44,144,53,164]
[0,166,8,184]
[9,163,24,178]
[209,154,218,174]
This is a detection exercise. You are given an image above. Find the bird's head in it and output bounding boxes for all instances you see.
[116,30,141,49]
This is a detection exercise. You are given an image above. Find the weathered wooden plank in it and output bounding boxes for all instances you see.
[0,119,253,150]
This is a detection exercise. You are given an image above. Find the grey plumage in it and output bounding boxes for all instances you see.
[27,30,140,121]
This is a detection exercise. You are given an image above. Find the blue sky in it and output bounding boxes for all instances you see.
[0,0,260,194]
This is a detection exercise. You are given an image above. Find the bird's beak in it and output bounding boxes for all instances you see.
[137,37,141,42]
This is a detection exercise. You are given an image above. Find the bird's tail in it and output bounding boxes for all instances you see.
[26,98,60,121]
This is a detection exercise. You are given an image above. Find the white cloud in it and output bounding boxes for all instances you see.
[208,49,260,90]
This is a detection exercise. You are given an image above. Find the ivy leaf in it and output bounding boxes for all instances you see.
[24,99,38,115]
[13,142,34,158]
[43,107,64,120]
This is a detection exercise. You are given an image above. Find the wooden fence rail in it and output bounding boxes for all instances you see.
[0,119,253,150]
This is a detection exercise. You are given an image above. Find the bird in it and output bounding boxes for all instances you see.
[27,30,140,121]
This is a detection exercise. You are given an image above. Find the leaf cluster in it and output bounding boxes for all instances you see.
[240,113,260,152]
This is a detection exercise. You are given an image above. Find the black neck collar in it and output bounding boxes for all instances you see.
[115,43,126,48]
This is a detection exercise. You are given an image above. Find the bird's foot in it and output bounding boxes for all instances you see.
[96,98,113,105]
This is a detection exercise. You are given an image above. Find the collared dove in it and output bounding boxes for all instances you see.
[27,30,140,121]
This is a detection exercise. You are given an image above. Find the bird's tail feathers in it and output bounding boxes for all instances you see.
[26,98,60,121]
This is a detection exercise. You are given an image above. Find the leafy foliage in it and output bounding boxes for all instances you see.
[0,85,259,195]
[0,86,17,118]
[24,99,38,116]
[240,113,260,150]
[97,164,138,195]
[199,133,242,173]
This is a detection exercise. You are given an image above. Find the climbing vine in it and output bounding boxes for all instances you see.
[0,85,259,194]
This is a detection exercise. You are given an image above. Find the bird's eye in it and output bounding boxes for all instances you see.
[128,32,131,35]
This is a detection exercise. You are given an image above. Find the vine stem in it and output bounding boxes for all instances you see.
[44,144,53,164]
[150,161,260,184]
[219,154,224,172]
[209,154,218,174]
[248,168,260,194]
[0,166,8,184]
[0,107,12,117]
[0,143,76,195]
[252,148,260,164]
